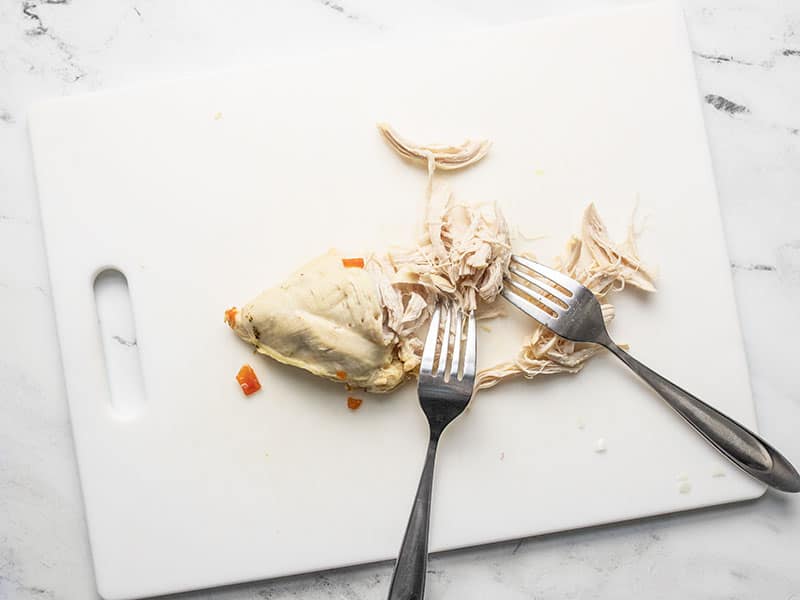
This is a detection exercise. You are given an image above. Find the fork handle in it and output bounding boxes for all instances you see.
[605,342,800,492]
[387,434,439,600]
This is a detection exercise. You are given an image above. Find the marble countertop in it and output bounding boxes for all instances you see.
[2,1,799,598]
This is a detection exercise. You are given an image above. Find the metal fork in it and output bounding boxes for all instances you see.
[387,302,477,600]
[502,254,800,493]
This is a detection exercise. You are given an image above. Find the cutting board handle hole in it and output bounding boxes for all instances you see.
[94,269,146,419]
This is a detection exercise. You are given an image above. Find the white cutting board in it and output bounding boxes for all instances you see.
[29,3,765,599]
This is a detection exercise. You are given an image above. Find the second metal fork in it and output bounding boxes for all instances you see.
[387,302,477,600]
[502,254,800,493]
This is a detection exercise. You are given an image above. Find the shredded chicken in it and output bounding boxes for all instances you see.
[475,204,655,390]
[375,125,655,391]
[369,124,512,374]
[226,124,655,396]
[377,123,491,174]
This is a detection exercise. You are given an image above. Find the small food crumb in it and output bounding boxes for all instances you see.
[679,481,692,494]
[594,438,606,453]
[347,396,363,410]
[341,257,365,269]
[336,370,347,380]
[534,168,545,176]
[712,469,726,478]
[677,472,689,482]
[224,307,238,328]
[235,364,261,396]
[214,111,223,120]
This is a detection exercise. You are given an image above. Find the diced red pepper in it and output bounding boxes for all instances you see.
[341,257,365,269]
[335,370,347,380]
[236,364,261,396]
[347,397,363,410]
[224,307,238,328]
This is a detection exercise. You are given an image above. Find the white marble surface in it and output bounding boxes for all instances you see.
[1,1,799,598]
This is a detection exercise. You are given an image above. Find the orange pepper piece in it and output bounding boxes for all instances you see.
[236,364,261,396]
[347,397,363,410]
[341,257,365,269]
[224,307,238,328]
[336,370,347,380]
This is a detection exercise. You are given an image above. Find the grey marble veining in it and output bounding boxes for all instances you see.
[2,1,799,598]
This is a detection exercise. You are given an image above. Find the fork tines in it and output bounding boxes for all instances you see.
[420,302,476,383]
[502,255,578,325]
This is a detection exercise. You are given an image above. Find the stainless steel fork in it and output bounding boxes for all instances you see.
[387,302,477,600]
[502,254,800,493]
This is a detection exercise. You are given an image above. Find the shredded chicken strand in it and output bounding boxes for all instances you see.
[377,123,491,172]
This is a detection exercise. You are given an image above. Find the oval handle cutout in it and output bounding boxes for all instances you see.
[94,269,146,419]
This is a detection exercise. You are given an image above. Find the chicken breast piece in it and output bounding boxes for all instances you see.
[227,252,406,392]
[225,124,655,397]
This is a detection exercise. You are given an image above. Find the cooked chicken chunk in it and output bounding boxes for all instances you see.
[228,252,407,392]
